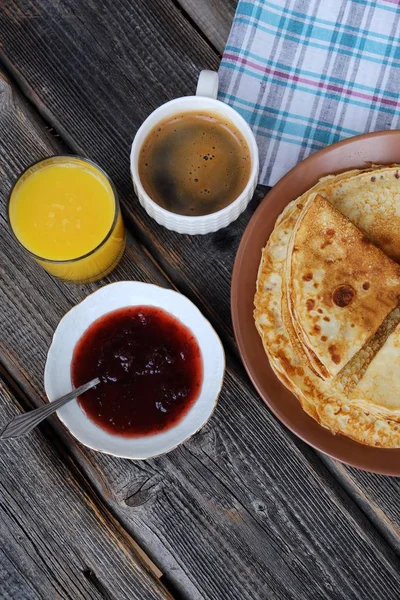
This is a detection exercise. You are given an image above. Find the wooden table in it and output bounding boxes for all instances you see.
[1,2,400,598]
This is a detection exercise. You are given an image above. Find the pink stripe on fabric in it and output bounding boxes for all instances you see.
[223,52,400,108]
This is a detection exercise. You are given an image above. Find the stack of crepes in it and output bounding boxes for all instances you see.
[254,166,400,448]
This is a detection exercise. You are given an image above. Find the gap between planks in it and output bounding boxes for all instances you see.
[175,0,237,54]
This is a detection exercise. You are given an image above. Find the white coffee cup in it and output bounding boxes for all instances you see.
[130,71,259,235]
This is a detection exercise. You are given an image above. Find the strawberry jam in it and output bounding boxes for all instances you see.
[71,306,203,437]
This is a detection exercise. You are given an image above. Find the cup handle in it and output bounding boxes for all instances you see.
[196,70,219,99]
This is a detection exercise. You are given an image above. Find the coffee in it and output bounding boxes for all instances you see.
[138,111,251,216]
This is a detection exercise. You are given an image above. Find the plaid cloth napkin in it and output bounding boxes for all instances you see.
[218,0,400,186]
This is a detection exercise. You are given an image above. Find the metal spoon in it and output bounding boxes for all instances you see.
[0,377,100,440]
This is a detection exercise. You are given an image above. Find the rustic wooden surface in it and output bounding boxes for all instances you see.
[0,378,170,600]
[1,1,400,599]
[177,0,237,53]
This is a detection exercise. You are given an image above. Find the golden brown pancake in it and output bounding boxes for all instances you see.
[350,322,400,419]
[254,168,400,447]
[285,194,400,379]
[320,166,400,262]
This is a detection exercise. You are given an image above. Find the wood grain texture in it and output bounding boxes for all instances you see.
[0,379,170,600]
[1,69,400,600]
[322,457,400,557]
[175,0,237,53]
[0,0,258,347]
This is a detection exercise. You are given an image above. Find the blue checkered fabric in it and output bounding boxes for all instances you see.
[218,0,400,185]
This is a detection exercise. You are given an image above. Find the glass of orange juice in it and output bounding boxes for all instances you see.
[8,156,125,283]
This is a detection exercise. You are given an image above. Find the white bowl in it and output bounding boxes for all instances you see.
[44,281,225,459]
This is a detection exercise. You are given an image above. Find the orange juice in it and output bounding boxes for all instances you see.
[8,156,125,283]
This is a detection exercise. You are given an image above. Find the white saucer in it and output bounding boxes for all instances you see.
[44,281,225,459]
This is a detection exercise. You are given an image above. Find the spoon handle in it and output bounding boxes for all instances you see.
[0,377,100,440]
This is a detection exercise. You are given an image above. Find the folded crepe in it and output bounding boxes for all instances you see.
[322,166,400,262]
[351,322,400,418]
[254,187,400,447]
[285,194,400,380]
[254,167,400,447]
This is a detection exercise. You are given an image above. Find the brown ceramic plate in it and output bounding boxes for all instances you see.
[232,130,400,475]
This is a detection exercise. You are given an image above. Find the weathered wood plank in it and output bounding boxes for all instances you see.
[1,67,400,600]
[321,457,400,557]
[176,0,237,54]
[0,378,170,600]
